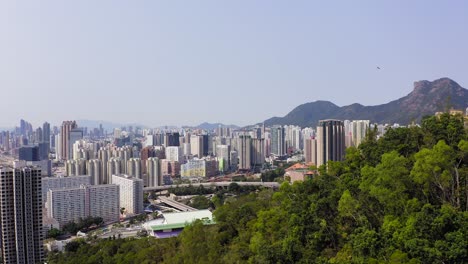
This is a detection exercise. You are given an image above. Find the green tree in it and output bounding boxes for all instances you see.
[47,228,63,239]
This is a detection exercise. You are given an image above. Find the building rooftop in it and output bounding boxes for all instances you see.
[144,209,214,232]
[164,209,213,225]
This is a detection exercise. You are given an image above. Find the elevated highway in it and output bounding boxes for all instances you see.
[144,181,280,192]
[157,196,197,212]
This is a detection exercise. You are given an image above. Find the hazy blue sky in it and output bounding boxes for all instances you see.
[1,1,467,128]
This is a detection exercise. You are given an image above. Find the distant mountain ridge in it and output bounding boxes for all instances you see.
[263,78,468,127]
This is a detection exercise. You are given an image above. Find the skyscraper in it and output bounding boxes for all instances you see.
[60,121,77,160]
[127,158,142,179]
[107,157,122,184]
[146,157,161,187]
[0,166,43,264]
[86,159,102,185]
[304,138,317,165]
[42,122,50,144]
[251,138,265,168]
[270,125,285,156]
[316,120,345,167]
[190,135,203,158]
[98,147,112,184]
[238,135,252,170]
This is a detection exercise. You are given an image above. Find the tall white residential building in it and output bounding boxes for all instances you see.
[98,147,112,184]
[165,146,182,162]
[107,157,122,184]
[55,134,61,161]
[86,159,102,185]
[112,174,143,215]
[190,135,203,158]
[46,184,119,227]
[351,120,370,147]
[146,157,161,187]
[114,146,133,173]
[0,166,43,264]
[127,158,141,179]
[65,159,86,176]
[41,175,92,201]
[182,143,191,156]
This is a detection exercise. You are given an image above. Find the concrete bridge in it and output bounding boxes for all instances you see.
[143,181,280,192]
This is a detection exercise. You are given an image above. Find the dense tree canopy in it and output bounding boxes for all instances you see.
[48,113,468,263]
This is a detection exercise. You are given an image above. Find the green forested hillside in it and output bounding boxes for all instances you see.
[48,113,468,264]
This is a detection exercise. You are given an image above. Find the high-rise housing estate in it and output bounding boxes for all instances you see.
[112,174,143,215]
[86,159,102,185]
[46,187,86,228]
[85,184,120,223]
[316,120,345,167]
[114,146,133,174]
[270,125,285,156]
[0,166,43,264]
[127,158,142,179]
[98,147,112,184]
[46,184,119,227]
[48,184,119,226]
[65,159,86,176]
[60,121,77,160]
[107,157,122,184]
[41,175,92,201]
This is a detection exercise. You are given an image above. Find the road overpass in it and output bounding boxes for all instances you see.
[144,181,280,192]
[157,196,197,212]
